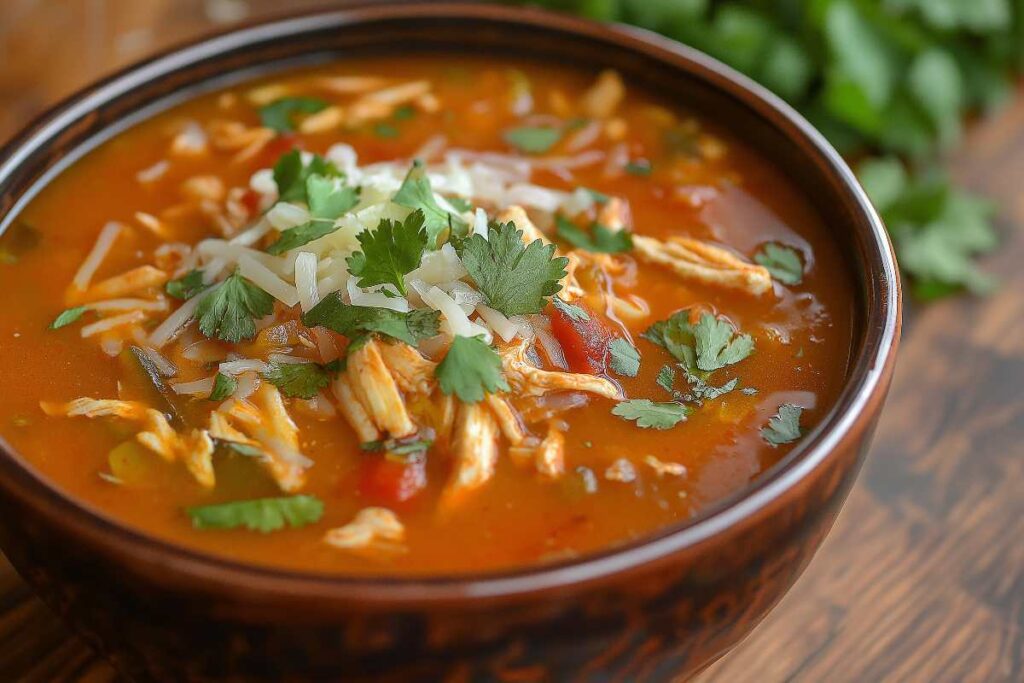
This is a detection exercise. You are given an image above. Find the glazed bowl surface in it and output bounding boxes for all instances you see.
[0,3,900,681]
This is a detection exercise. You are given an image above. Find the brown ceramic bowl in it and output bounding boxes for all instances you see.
[0,3,900,680]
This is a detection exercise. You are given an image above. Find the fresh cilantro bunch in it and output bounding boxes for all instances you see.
[521,0,1021,298]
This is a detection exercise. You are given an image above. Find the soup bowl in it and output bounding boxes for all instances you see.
[0,3,900,680]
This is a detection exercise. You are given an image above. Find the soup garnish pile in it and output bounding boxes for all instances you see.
[0,59,853,574]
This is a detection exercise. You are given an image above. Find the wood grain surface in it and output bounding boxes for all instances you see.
[1,2,1021,681]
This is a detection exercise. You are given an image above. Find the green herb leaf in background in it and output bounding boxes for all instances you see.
[260,97,328,133]
[187,494,324,533]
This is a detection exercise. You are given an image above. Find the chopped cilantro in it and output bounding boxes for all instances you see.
[187,494,323,533]
[762,404,804,446]
[755,243,804,285]
[612,399,690,429]
[582,187,609,204]
[460,221,568,316]
[682,371,738,404]
[551,295,589,322]
[503,126,563,154]
[302,293,441,346]
[656,365,676,394]
[346,212,427,296]
[393,161,464,246]
[208,372,237,401]
[259,97,328,133]
[435,335,509,403]
[196,272,275,343]
[262,361,330,399]
[166,269,208,300]
[609,338,641,377]
[49,306,88,330]
[625,160,652,176]
[643,311,753,374]
[272,150,342,203]
[266,173,360,255]
[373,122,400,139]
[555,215,633,254]
[741,387,759,396]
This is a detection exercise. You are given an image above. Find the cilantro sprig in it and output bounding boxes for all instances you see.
[643,311,753,374]
[555,215,633,254]
[393,161,465,246]
[435,335,510,403]
[262,361,332,399]
[612,400,691,430]
[166,270,208,300]
[302,293,440,347]
[196,272,275,343]
[460,221,569,317]
[266,173,360,255]
[762,404,804,446]
[754,243,804,285]
[187,494,324,533]
[260,97,328,133]
[346,211,428,296]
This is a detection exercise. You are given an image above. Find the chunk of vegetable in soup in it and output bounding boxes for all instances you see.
[0,57,853,575]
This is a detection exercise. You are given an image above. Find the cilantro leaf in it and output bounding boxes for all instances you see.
[49,306,88,330]
[209,372,237,401]
[435,335,509,403]
[262,361,330,399]
[681,371,738,404]
[551,295,589,322]
[609,338,641,377]
[656,365,676,394]
[266,174,360,255]
[259,97,328,133]
[196,272,275,343]
[346,212,427,296]
[762,404,804,446]
[555,215,633,254]
[393,161,464,246]
[302,293,441,346]
[166,269,208,300]
[643,311,752,374]
[625,160,652,176]
[503,126,563,154]
[273,150,342,203]
[187,494,323,533]
[612,400,690,429]
[460,221,569,316]
[754,243,804,285]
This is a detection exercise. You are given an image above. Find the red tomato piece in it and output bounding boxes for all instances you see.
[251,132,298,169]
[547,300,614,374]
[240,189,262,216]
[358,455,427,506]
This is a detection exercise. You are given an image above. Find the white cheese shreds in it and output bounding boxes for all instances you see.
[473,207,488,238]
[229,218,273,247]
[219,359,270,375]
[136,160,170,184]
[405,243,467,285]
[80,311,146,338]
[72,222,123,291]
[266,202,310,230]
[171,121,208,156]
[267,353,312,365]
[476,304,524,343]
[182,340,225,363]
[238,255,299,307]
[198,239,292,277]
[201,257,228,284]
[346,279,409,312]
[87,298,168,312]
[249,168,277,197]
[147,286,208,348]
[528,314,568,370]
[293,252,320,313]
[170,376,216,396]
[419,284,491,341]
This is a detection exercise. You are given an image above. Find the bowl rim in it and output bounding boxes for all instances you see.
[0,1,900,605]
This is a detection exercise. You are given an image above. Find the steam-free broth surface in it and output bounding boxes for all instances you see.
[0,57,853,575]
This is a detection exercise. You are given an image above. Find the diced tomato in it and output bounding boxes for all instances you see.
[240,189,262,216]
[358,455,427,507]
[547,300,615,374]
[251,132,299,169]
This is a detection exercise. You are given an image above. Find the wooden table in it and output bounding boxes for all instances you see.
[1,3,1021,681]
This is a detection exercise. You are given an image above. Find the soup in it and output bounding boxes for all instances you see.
[0,57,853,575]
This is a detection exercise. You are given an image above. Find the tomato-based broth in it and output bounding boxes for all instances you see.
[0,57,853,575]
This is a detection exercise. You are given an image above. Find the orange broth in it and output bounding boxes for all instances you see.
[0,56,854,575]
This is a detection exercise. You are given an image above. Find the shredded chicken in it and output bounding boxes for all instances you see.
[206,120,275,163]
[40,398,214,488]
[535,423,566,479]
[331,373,381,443]
[346,339,417,437]
[440,401,499,509]
[643,455,687,478]
[377,341,436,395]
[632,235,773,296]
[218,384,311,492]
[500,339,620,400]
[323,507,406,557]
[581,70,625,119]
[485,394,527,446]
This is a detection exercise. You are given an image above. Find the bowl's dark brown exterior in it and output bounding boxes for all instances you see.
[0,3,900,681]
